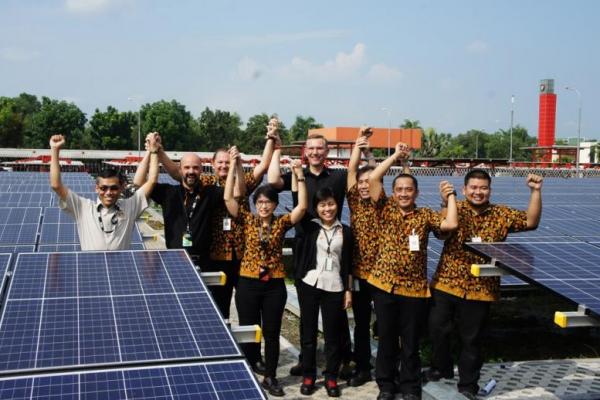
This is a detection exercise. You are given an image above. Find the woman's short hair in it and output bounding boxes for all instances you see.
[313,187,337,213]
[252,184,279,205]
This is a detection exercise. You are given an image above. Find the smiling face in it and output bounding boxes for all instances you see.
[255,194,276,219]
[463,177,491,207]
[179,153,202,190]
[316,196,338,225]
[304,137,329,168]
[212,150,230,178]
[357,170,372,199]
[96,177,123,208]
[392,176,418,211]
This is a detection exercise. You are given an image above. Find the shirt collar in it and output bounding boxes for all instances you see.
[305,166,330,178]
[311,218,342,230]
[96,199,121,212]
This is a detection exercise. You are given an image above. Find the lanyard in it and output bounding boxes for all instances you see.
[322,226,339,256]
[96,204,120,233]
[183,191,200,233]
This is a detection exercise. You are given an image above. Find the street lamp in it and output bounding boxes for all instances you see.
[128,97,142,158]
[509,95,515,164]
[382,107,391,157]
[564,86,582,177]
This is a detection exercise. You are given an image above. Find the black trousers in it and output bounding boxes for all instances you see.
[428,289,491,395]
[298,281,345,379]
[235,277,287,378]
[352,278,373,372]
[371,286,428,395]
[204,258,240,320]
[295,282,353,365]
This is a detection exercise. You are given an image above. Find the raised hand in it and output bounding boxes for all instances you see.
[355,135,370,150]
[439,180,456,202]
[228,145,240,164]
[358,125,373,138]
[147,132,161,153]
[291,159,304,178]
[266,116,280,140]
[49,134,66,150]
[526,174,543,191]
[394,142,410,160]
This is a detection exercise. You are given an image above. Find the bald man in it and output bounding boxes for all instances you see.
[140,147,224,261]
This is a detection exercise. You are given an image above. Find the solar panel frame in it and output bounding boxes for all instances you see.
[0,249,242,375]
[0,360,267,400]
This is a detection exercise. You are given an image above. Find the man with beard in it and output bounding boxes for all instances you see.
[141,142,232,262]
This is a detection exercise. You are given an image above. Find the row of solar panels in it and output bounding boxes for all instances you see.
[0,207,144,251]
[0,249,267,399]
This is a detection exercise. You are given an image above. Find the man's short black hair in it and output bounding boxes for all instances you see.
[313,187,337,213]
[392,173,418,191]
[356,165,376,180]
[96,168,125,185]
[253,184,279,205]
[464,169,492,186]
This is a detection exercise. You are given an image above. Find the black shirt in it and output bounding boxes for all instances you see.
[282,167,347,227]
[151,183,223,258]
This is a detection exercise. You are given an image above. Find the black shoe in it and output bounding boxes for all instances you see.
[300,376,315,396]
[376,391,395,400]
[338,363,354,380]
[402,393,421,400]
[348,370,372,387]
[289,361,303,376]
[250,360,266,375]
[325,379,340,397]
[262,376,284,397]
[459,391,479,400]
[423,368,454,382]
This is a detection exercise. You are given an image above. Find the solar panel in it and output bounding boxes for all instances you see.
[0,246,35,255]
[0,250,241,374]
[37,242,145,252]
[0,253,12,300]
[39,208,144,245]
[0,208,41,245]
[0,360,266,400]
[467,242,600,318]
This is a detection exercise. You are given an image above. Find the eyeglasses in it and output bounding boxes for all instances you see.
[256,200,274,207]
[98,185,121,192]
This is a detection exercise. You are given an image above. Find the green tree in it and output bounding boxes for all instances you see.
[454,129,489,158]
[140,100,197,151]
[0,93,41,147]
[24,96,86,149]
[88,106,136,149]
[195,107,243,151]
[238,114,288,154]
[417,128,451,157]
[400,119,421,129]
[287,115,322,143]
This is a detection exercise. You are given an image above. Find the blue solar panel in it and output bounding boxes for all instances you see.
[39,207,144,245]
[37,242,145,252]
[0,245,35,254]
[467,242,600,318]
[0,208,41,245]
[0,360,266,400]
[0,250,240,374]
[0,193,52,207]
[0,253,12,301]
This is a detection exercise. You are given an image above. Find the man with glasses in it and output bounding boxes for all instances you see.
[49,133,159,250]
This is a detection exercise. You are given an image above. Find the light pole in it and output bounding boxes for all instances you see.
[564,86,582,177]
[509,95,515,164]
[128,97,142,158]
[382,107,391,157]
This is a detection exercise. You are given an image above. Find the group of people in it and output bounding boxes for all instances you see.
[49,121,543,400]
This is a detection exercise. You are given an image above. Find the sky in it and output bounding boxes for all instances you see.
[1,0,599,140]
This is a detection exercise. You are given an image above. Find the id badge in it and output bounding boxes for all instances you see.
[471,236,482,243]
[409,234,420,252]
[182,232,192,247]
[325,257,333,271]
[223,217,231,231]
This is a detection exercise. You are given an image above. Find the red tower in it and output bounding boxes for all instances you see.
[538,79,557,152]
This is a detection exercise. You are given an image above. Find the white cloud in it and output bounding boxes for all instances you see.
[466,39,489,54]
[278,43,366,81]
[0,47,40,62]
[65,0,120,14]
[366,63,403,83]
[236,57,263,81]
